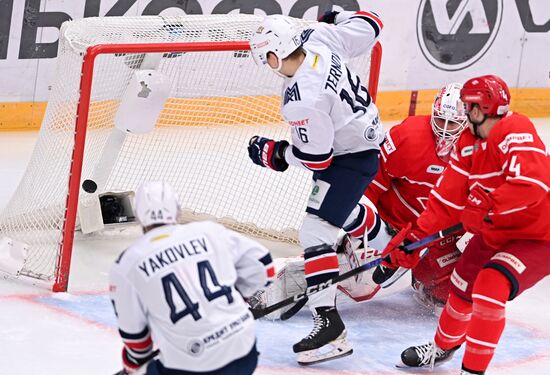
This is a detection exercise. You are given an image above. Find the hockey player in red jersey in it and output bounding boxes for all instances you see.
[385,75,550,374]
[362,83,468,312]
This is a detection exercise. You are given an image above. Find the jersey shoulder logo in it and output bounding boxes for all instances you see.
[301,28,314,44]
[284,83,301,105]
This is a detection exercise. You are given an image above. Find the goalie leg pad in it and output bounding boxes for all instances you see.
[336,236,382,302]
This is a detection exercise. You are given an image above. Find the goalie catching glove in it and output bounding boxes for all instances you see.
[248,136,289,172]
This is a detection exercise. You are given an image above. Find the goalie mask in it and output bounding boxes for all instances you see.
[134,181,179,227]
[249,15,303,76]
[431,83,468,160]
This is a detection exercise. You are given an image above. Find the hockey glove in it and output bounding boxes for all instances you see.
[461,186,493,235]
[380,223,423,269]
[248,136,289,172]
[318,10,339,24]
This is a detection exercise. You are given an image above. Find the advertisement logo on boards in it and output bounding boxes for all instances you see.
[417,0,503,71]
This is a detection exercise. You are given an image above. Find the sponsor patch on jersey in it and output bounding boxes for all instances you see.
[383,132,396,155]
[451,269,468,292]
[426,165,445,174]
[436,251,460,268]
[307,180,331,210]
[498,133,534,153]
[491,252,526,274]
[461,145,474,157]
[288,118,309,126]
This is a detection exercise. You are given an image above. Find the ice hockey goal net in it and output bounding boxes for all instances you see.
[0,14,381,291]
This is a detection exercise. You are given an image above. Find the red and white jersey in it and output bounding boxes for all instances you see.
[109,221,273,372]
[282,11,384,172]
[365,115,448,230]
[416,112,550,248]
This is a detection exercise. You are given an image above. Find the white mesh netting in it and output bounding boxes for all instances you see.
[0,14,376,284]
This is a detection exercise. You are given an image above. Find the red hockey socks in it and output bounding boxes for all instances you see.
[434,291,472,349]
[462,268,511,373]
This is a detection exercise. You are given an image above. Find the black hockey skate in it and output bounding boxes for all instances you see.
[293,306,353,365]
[461,367,485,375]
[399,341,460,369]
[372,261,400,285]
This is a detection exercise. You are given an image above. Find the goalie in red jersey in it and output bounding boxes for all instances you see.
[354,82,469,313]
[385,75,550,375]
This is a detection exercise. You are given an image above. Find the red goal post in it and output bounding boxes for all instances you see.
[0,15,382,292]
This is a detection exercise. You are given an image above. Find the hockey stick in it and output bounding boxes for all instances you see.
[251,223,463,319]
[113,349,160,375]
[379,223,464,289]
[280,234,361,321]
[280,297,308,320]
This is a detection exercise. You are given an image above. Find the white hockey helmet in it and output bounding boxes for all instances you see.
[249,15,303,73]
[134,181,179,227]
[431,82,468,159]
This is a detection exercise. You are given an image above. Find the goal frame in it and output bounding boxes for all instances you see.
[53,41,383,292]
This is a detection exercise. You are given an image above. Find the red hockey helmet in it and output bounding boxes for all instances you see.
[460,75,511,116]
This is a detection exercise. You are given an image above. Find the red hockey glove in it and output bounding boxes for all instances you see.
[248,136,289,172]
[380,223,423,269]
[461,186,493,234]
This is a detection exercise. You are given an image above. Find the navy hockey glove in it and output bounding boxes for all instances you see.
[318,10,339,24]
[248,136,289,172]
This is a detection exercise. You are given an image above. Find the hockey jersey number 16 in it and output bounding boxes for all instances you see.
[282,11,385,171]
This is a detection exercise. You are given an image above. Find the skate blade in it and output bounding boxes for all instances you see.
[297,338,353,366]
[394,350,457,369]
[380,267,408,288]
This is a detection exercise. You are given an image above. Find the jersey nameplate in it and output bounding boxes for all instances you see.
[498,133,534,153]
[324,53,343,94]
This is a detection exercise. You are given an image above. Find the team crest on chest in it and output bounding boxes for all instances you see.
[284,83,301,105]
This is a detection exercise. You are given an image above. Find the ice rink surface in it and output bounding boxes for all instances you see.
[0,120,549,375]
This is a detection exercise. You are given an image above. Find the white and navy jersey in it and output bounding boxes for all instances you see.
[282,11,384,171]
[109,221,274,372]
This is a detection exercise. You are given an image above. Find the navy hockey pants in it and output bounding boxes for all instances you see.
[145,343,258,375]
[306,149,379,227]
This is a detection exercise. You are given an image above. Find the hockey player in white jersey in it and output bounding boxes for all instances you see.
[109,181,274,375]
[248,10,384,365]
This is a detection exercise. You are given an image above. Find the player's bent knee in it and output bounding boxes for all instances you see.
[299,213,341,248]
[471,268,511,320]
[445,291,473,319]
